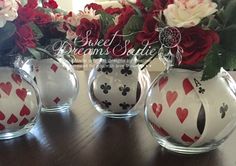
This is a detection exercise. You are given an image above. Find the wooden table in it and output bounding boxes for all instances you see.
[0,71,236,166]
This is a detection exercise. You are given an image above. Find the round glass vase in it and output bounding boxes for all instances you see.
[145,67,236,154]
[22,57,79,112]
[0,57,41,140]
[88,58,151,118]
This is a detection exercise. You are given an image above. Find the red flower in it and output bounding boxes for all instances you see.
[25,0,38,8]
[117,6,134,27]
[17,6,35,24]
[76,18,101,44]
[34,10,52,25]
[135,13,159,45]
[104,7,123,15]
[153,0,174,11]
[43,0,58,9]
[179,27,220,65]
[85,3,103,11]
[16,25,36,53]
[105,25,133,58]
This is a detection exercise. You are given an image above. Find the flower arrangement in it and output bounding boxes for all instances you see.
[0,0,66,66]
[61,0,236,80]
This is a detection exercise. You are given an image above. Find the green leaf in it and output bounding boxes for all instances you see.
[141,0,153,10]
[123,15,143,42]
[29,22,43,39]
[97,11,115,36]
[223,0,236,25]
[28,48,42,59]
[202,44,222,81]
[0,22,16,44]
[222,50,236,70]
[219,25,236,51]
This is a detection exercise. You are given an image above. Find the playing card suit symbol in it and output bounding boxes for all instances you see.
[166,91,178,107]
[0,123,5,131]
[0,111,5,120]
[19,118,29,126]
[16,88,27,101]
[151,122,169,137]
[152,103,163,118]
[51,64,58,73]
[181,134,195,143]
[20,105,31,117]
[176,107,188,124]
[159,77,168,91]
[0,82,12,96]
[183,78,194,95]
[11,73,22,85]
[7,114,18,124]
[53,97,60,104]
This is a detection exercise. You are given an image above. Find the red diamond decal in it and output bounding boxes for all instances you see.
[53,97,60,104]
[51,64,58,73]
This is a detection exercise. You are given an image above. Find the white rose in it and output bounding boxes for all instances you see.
[164,0,218,28]
[0,0,18,28]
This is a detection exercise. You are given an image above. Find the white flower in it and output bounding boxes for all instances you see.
[164,0,218,28]
[66,28,77,41]
[0,0,19,28]
[77,7,100,21]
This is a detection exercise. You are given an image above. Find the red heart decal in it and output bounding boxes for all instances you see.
[7,114,18,124]
[0,123,5,131]
[16,88,27,101]
[19,118,29,126]
[152,103,163,118]
[166,91,178,107]
[11,73,22,85]
[183,79,194,95]
[0,111,5,120]
[181,134,195,143]
[53,97,61,104]
[151,122,169,137]
[0,82,12,96]
[176,107,188,123]
[159,77,168,91]
[20,105,31,116]
[51,64,58,73]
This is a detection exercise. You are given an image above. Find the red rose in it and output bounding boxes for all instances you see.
[17,6,35,24]
[43,0,58,9]
[25,0,38,8]
[16,25,36,53]
[153,0,174,11]
[85,3,103,11]
[117,6,134,27]
[104,7,123,15]
[105,25,133,58]
[34,10,52,25]
[179,27,220,65]
[135,13,158,45]
[76,18,101,44]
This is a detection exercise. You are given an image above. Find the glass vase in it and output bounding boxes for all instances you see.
[145,68,236,154]
[22,57,79,112]
[0,56,41,140]
[88,58,151,118]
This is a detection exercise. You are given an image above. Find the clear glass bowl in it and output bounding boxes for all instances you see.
[22,57,79,112]
[0,67,41,140]
[88,59,151,118]
[145,68,236,154]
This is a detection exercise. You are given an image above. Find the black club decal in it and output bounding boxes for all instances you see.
[100,83,111,94]
[102,63,113,74]
[102,100,112,108]
[199,87,205,94]
[119,85,130,96]
[119,102,131,110]
[220,103,228,119]
[121,65,132,76]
